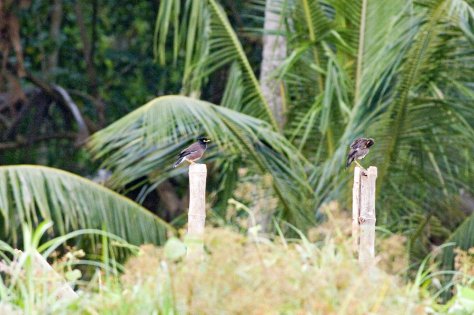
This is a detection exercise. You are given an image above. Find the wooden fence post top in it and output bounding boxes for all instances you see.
[353,165,378,265]
[354,166,361,177]
[187,163,207,259]
[367,166,377,177]
[189,163,207,174]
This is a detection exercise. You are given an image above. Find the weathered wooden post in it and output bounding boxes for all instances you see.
[352,167,361,254]
[352,166,377,265]
[186,163,207,257]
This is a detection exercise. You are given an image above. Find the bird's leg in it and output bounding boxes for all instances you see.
[184,158,196,165]
[355,160,367,175]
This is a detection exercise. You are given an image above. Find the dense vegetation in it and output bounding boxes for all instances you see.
[0,0,473,313]
[1,205,474,314]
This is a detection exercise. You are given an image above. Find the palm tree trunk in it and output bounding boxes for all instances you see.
[252,0,287,233]
[259,0,287,128]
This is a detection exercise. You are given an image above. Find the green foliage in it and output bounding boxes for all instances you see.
[86,228,426,314]
[0,222,430,314]
[90,0,474,263]
[155,0,278,128]
[0,165,172,247]
[151,0,473,230]
[1,0,473,288]
[0,221,137,314]
[448,286,474,314]
[88,95,314,227]
[2,206,474,313]
[19,1,171,121]
[442,213,474,288]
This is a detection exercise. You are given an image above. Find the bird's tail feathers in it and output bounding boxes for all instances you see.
[345,158,353,168]
[173,157,185,168]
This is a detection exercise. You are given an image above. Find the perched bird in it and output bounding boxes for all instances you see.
[346,137,375,169]
[173,137,211,168]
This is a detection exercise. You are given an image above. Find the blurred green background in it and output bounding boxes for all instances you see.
[0,0,473,268]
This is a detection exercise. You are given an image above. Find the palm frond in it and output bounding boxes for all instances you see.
[152,0,473,239]
[154,0,279,129]
[375,0,474,184]
[220,62,244,110]
[296,0,332,91]
[88,95,315,227]
[154,0,208,92]
[0,165,173,247]
[441,211,474,291]
[206,0,279,129]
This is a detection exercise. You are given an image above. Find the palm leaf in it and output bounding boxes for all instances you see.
[152,0,473,238]
[204,0,279,129]
[296,0,331,91]
[154,0,279,130]
[441,212,474,297]
[0,165,173,247]
[88,95,314,227]
[377,0,474,181]
[280,0,473,239]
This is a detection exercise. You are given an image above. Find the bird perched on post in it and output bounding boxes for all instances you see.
[173,137,211,168]
[346,137,375,170]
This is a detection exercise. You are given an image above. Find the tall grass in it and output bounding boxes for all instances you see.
[1,209,474,314]
[0,222,134,314]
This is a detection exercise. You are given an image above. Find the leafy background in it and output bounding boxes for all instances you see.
[0,0,473,280]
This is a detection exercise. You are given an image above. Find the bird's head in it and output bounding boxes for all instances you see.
[197,136,211,144]
[366,138,375,147]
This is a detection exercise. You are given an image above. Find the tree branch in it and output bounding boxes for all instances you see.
[52,85,89,145]
[25,72,90,144]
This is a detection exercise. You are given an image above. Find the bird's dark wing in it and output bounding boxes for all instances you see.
[347,138,364,167]
[350,138,365,149]
[348,147,359,159]
[346,148,359,168]
[178,142,200,158]
[347,145,360,162]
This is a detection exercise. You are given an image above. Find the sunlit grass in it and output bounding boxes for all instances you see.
[1,208,474,314]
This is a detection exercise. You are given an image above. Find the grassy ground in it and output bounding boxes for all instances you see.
[0,205,473,314]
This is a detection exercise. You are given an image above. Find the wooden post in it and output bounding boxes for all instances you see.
[352,166,377,265]
[352,167,361,253]
[186,163,207,257]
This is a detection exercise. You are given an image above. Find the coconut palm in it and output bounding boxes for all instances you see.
[0,165,173,248]
[260,0,287,128]
[88,96,314,227]
[283,0,473,227]
[91,0,473,244]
